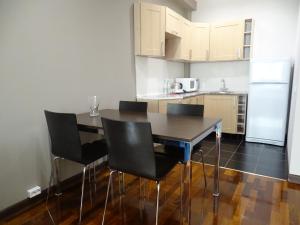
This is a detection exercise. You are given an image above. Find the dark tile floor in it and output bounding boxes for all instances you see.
[192,134,288,180]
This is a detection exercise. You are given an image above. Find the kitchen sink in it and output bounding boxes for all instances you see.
[208,91,234,95]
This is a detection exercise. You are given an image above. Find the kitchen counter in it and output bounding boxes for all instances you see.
[137,91,248,100]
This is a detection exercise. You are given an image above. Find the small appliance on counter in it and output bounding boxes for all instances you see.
[175,78,199,93]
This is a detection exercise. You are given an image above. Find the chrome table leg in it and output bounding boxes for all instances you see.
[93,162,97,193]
[213,122,222,213]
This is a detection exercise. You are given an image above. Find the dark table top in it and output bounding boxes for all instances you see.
[77,109,221,142]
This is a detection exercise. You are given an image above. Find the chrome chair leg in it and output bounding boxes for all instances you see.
[54,157,62,196]
[46,159,55,225]
[199,150,207,189]
[122,173,125,194]
[79,167,87,224]
[155,181,160,225]
[102,170,115,225]
[180,164,184,218]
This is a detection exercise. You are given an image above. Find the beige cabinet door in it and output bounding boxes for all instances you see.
[204,95,238,134]
[191,23,210,61]
[189,96,197,104]
[138,100,159,113]
[166,8,182,37]
[197,95,204,105]
[209,20,244,61]
[135,2,165,57]
[181,18,192,60]
[159,99,180,114]
[181,98,191,104]
[165,17,191,61]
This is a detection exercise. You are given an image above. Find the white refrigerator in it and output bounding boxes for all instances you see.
[246,59,291,146]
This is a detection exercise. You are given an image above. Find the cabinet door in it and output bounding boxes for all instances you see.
[209,20,244,61]
[181,98,191,104]
[181,18,192,60]
[159,99,180,114]
[191,23,210,61]
[136,3,165,56]
[190,96,197,104]
[197,95,204,105]
[204,95,237,134]
[166,8,182,37]
[137,99,159,113]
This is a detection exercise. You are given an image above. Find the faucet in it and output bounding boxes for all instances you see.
[220,79,228,92]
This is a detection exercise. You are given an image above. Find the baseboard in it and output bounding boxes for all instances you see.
[0,161,107,220]
[288,173,300,184]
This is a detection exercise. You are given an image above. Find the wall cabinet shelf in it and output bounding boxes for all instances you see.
[166,7,182,38]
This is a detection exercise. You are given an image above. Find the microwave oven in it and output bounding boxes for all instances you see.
[175,78,199,92]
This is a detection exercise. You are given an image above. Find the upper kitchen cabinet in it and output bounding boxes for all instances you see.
[181,18,192,60]
[190,23,210,61]
[134,2,166,57]
[209,20,245,61]
[165,17,191,61]
[166,7,182,38]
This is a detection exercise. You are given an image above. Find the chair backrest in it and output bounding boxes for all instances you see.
[119,101,148,112]
[44,110,82,161]
[101,117,156,178]
[167,103,204,117]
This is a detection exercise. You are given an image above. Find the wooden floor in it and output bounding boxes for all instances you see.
[2,162,300,225]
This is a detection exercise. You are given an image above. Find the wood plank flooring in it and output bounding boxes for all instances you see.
[1,163,300,225]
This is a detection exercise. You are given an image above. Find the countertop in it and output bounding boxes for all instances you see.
[137,91,248,100]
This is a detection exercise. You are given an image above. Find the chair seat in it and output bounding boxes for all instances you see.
[112,145,178,181]
[154,142,202,163]
[81,139,108,165]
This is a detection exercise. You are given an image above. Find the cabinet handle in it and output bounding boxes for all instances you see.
[237,48,241,59]
[190,49,192,59]
[189,49,192,59]
[161,41,164,55]
[206,50,209,60]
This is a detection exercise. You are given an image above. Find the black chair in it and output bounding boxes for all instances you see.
[157,103,207,188]
[101,118,178,225]
[119,100,148,112]
[118,100,148,189]
[44,110,108,224]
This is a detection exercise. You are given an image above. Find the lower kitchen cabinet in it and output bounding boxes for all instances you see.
[137,99,159,113]
[197,95,204,105]
[158,99,180,113]
[139,94,245,135]
[204,95,238,134]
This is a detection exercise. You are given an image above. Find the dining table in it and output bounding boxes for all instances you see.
[77,109,222,224]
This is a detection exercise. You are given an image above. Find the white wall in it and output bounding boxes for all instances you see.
[135,0,188,96]
[288,4,300,176]
[0,0,136,211]
[190,0,300,91]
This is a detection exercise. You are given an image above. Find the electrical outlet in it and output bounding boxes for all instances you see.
[27,186,41,198]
